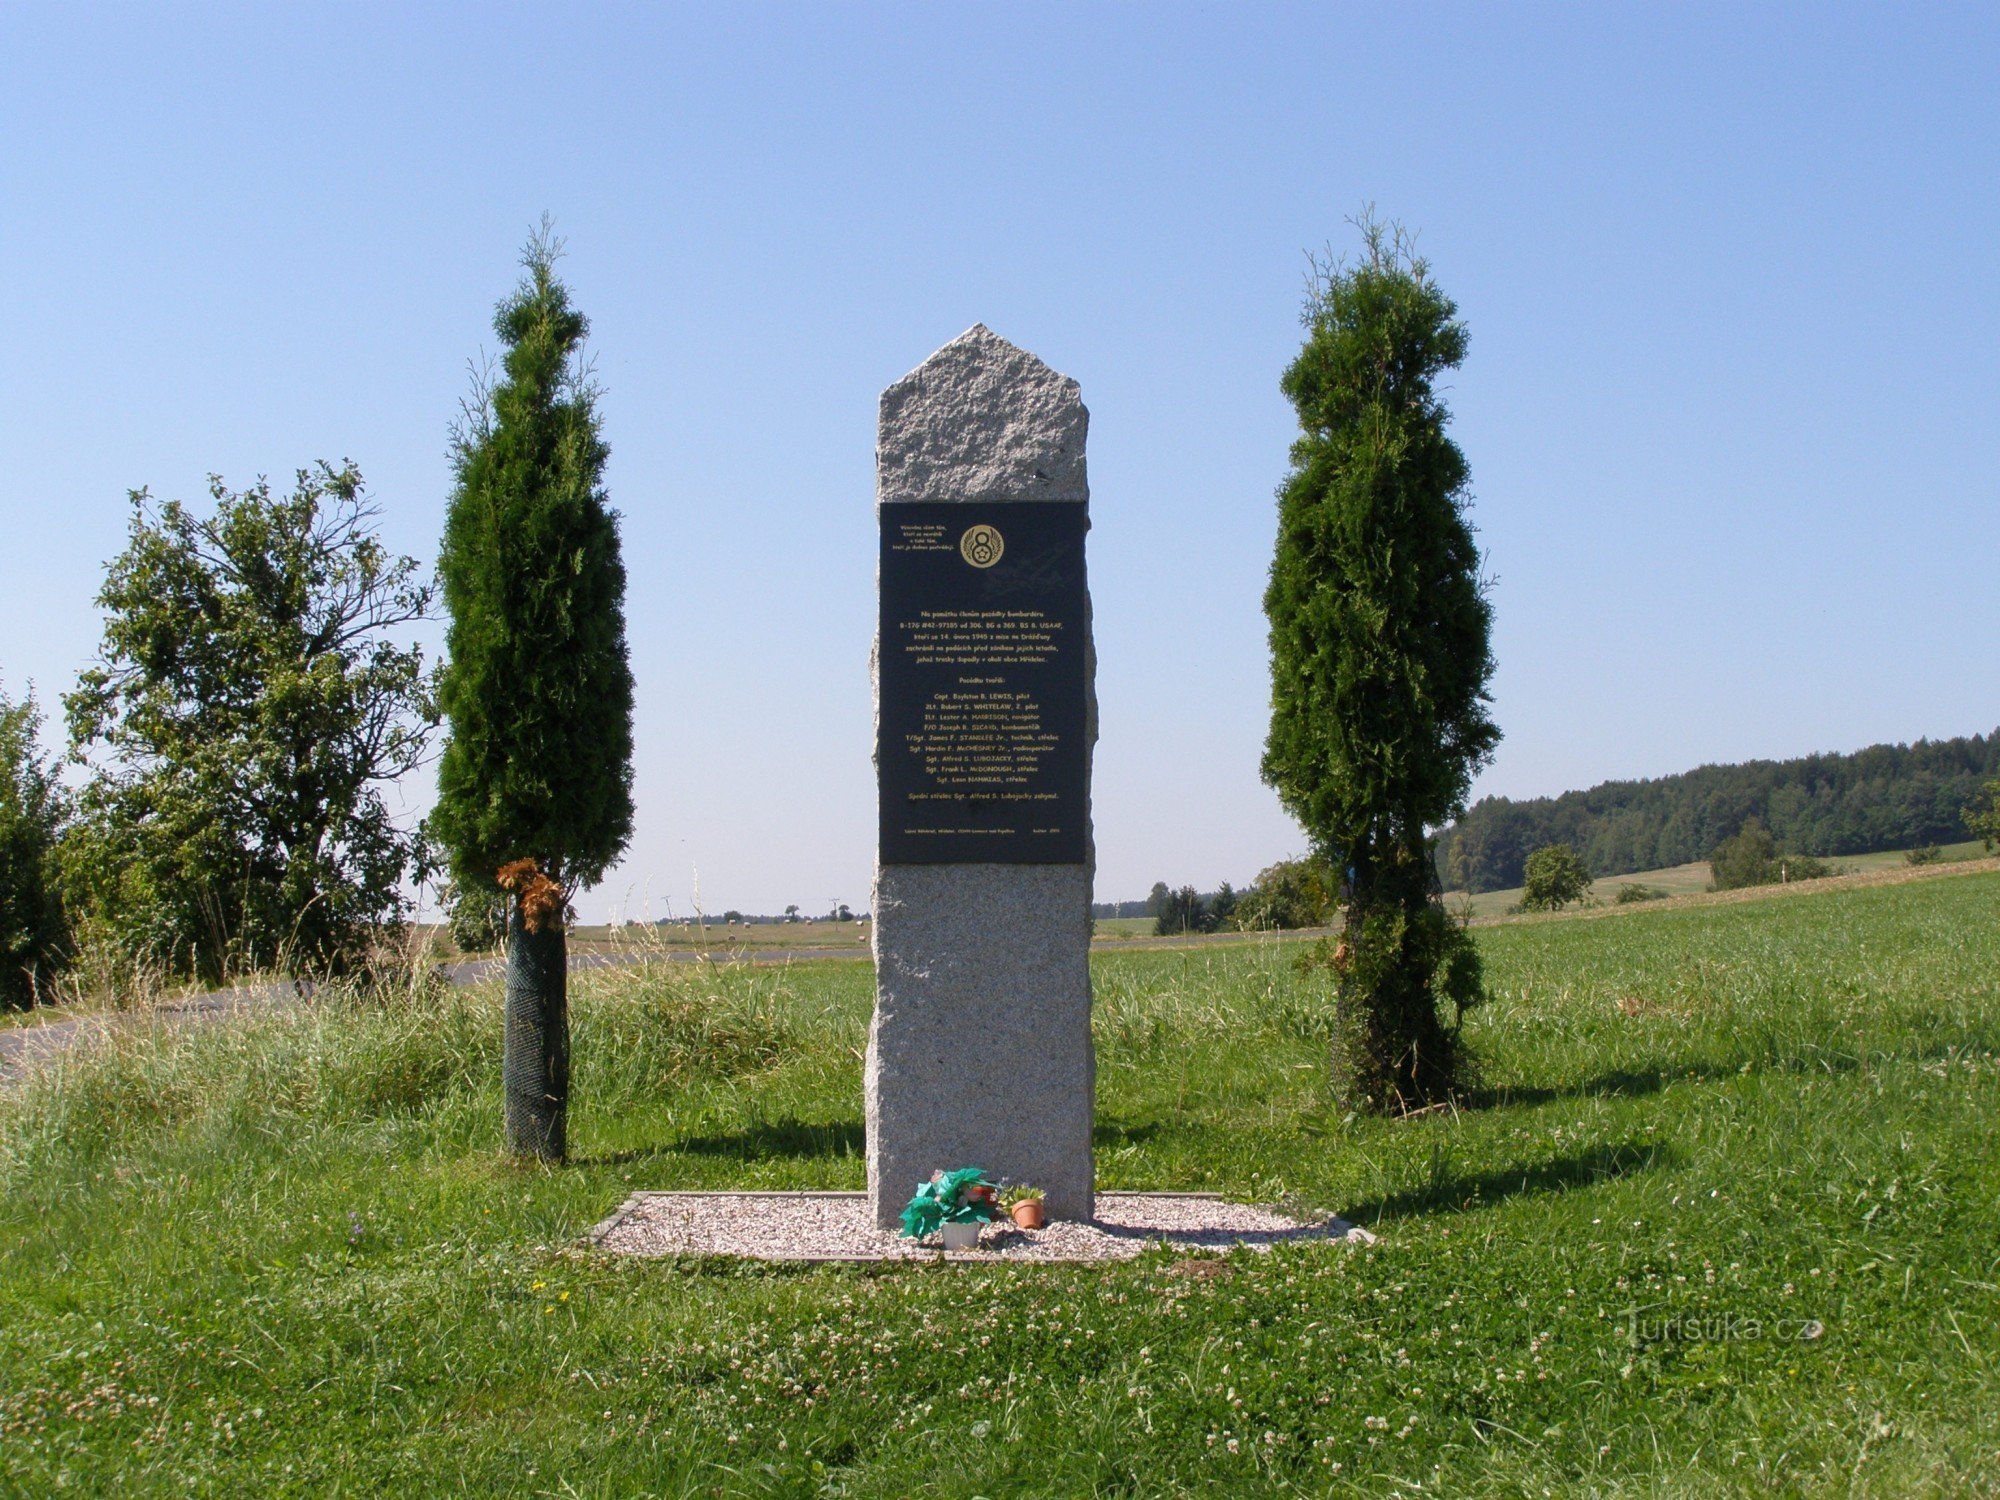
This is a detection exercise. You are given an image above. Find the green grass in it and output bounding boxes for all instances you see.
[565,920,875,955]
[1805,838,1989,873]
[1448,838,1994,919]
[1092,916,1158,939]
[447,915,1182,959]
[2,873,1997,1494]
[572,914,1189,950]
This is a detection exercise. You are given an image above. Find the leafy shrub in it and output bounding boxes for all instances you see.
[1232,856,1339,931]
[1971,778,2000,851]
[1712,819,1835,889]
[0,686,67,1008]
[1614,883,1665,904]
[1709,820,1777,890]
[1519,843,1591,912]
[1904,844,1943,867]
[61,466,437,984]
[443,879,507,954]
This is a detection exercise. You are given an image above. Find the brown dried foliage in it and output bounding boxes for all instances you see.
[496,858,567,935]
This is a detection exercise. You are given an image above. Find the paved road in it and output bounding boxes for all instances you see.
[0,983,293,1081]
[0,943,870,1085]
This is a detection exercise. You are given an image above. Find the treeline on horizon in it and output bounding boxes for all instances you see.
[1438,731,2000,894]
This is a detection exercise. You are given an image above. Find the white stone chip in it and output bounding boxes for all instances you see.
[590,1192,1375,1263]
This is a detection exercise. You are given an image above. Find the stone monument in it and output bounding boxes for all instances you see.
[867,324,1096,1227]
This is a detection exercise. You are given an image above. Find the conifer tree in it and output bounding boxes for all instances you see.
[1262,218,1498,1112]
[432,223,634,1161]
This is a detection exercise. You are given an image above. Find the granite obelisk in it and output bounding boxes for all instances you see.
[867,325,1096,1228]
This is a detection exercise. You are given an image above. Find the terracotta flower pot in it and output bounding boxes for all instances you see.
[1010,1200,1047,1230]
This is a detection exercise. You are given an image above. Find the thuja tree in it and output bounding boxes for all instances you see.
[431,225,634,1162]
[1261,219,1499,1113]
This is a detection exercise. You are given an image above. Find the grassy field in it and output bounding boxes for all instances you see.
[467,915,1157,958]
[564,920,875,956]
[1,870,1996,1494]
[542,914,1198,953]
[293,841,2000,970]
[1092,916,1158,940]
[1444,838,1993,921]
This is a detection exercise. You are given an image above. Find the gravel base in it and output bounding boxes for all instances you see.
[589,1191,1374,1263]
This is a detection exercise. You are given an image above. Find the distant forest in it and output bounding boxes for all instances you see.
[1438,731,2000,894]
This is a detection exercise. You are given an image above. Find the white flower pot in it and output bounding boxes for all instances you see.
[941,1221,982,1252]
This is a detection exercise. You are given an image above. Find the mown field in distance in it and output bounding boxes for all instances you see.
[1,869,1995,1493]
[549,915,1255,952]
[571,915,1235,948]
[397,838,1990,964]
[1445,837,1993,921]
[564,919,874,955]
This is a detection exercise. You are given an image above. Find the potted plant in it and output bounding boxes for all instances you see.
[1001,1185,1047,1230]
[898,1167,1001,1250]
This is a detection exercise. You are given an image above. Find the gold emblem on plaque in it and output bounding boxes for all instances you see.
[959,524,1004,569]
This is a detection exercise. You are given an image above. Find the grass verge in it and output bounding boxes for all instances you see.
[1,875,1996,1494]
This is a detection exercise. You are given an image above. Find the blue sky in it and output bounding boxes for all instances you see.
[3,4,1996,918]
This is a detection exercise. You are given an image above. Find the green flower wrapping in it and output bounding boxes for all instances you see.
[898,1167,1001,1239]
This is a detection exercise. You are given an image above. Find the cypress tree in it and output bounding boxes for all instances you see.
[1261,218,1499,1113]
[432,223,635,1161]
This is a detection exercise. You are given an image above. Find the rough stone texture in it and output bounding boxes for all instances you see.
[591,1191,1376,1263]
[869,325,1097,1228]
[876,325,1089,504]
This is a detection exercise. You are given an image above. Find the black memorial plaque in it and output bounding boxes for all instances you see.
[878,500,1089,864]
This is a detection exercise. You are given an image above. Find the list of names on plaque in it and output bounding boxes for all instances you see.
[878,501,1088,863]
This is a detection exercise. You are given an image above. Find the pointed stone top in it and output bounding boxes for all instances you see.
[877,325,1089,505]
